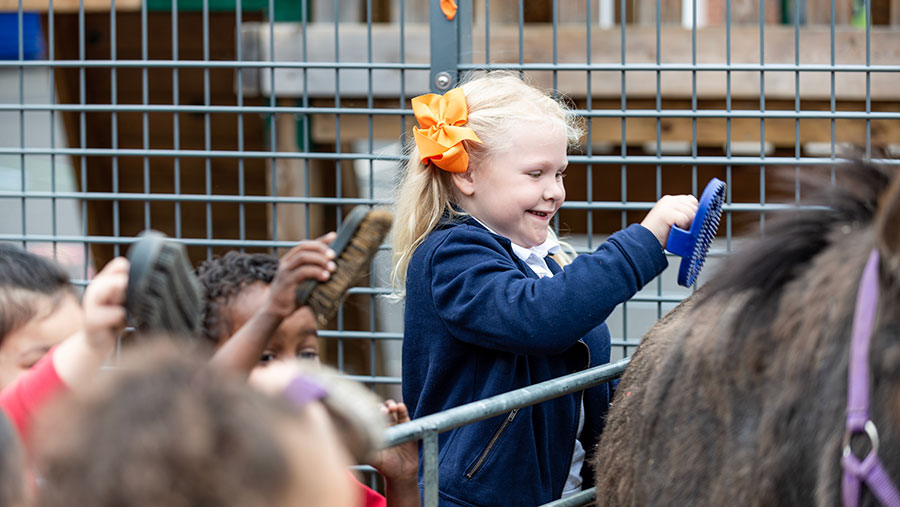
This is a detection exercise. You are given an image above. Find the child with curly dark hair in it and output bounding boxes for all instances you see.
[196,237,336,372]
[197,239,420,507]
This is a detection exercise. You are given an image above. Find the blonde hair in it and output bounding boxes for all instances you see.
[390,72,584,297]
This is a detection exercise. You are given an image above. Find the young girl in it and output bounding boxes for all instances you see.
[391,72,698,506]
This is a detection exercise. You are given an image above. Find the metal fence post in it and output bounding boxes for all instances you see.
[423,427,440,507]
[429,0,472,93]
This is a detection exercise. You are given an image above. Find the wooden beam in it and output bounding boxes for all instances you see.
[309,99,900,147]
[242,23,900,101]
[0,0,139,11]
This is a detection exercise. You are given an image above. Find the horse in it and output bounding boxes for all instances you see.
[592,161,900,506]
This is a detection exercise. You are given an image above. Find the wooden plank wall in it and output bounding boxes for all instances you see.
[52,11,272,267]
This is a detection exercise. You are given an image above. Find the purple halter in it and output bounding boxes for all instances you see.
[841,249,900,507]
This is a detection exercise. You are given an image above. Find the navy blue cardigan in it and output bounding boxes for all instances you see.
[401,216,667,506]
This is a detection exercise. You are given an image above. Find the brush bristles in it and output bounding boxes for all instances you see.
[132,244,202,337]
[308,209,393,327]
[685,187,725,285]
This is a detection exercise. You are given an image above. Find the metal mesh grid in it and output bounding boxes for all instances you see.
[1,0,898,396]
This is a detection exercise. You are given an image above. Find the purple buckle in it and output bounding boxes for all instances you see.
[841,250,900,507]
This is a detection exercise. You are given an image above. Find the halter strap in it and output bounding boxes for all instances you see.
[841,249,900,507]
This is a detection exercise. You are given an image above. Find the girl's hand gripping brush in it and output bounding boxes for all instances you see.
[666,178,726,287]
[295,206,394,327]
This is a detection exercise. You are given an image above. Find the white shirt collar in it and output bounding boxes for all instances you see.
[471,216,560,263]
[509,237,560,263]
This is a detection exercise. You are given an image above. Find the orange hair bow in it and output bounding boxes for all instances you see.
[411,87,482,173]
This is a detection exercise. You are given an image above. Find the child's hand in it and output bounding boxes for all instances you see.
[53,257,129,390]
[640,195,699,248]
[371,400,419,483]
[264,232,337,319]
[82,257,129,351]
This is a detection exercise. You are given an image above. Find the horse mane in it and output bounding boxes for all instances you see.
[702,160,894,305]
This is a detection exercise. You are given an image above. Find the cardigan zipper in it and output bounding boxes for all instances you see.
[465,408,519,479]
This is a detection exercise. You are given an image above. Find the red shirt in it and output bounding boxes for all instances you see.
[349,473,387,507]
[0,347,65,441]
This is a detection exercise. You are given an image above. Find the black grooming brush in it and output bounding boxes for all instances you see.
[295,206,393,327]
[125,230,203,338]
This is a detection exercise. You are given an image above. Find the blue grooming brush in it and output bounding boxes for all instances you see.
[666,177,726,287]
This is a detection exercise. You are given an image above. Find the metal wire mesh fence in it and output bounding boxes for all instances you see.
[1,0,897,444]
[2,0,898,503]
[6,0,898,378]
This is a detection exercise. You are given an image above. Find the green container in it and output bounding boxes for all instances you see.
[146,0,307,21]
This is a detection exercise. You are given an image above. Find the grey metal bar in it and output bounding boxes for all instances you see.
[619,0,628,343]
[0,191,816,214]
[236,0,247,249]
[829,0,836,178]
[4,147,898,167]
[111,0,120,256]
[385,359,628,446]
[865,0,871,159]
[0,229,758,252]
[78,0,88,278]
[333,0,344,373]
[10,104,900,121]
[301,0,310,240]
[458,0,473,70]
[203,0,212,259]
[726,0,733,252]
[48,0,58,259]
[4,60,899,73]
[343,375,401,385]
[423,429,439,507]
[653,0,663,326]
[517,0,523,78]
[794,0,801,201]
[0,60,430,70]
[759,0,766,238]
[268,0,278,250]
[367,0,376,392]
[17,0,25,249]
[484,0,490,63]
[141,0,150,231]
[540,488,596,507]
[691,0,698,228]
[429,0,459,92]
[459,62,900,72]
[585,0,593,256]
[172,0,182,239]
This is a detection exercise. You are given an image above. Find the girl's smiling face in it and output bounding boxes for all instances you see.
[453,122,568,248]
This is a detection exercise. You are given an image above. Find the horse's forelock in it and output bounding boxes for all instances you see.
[702,160,895,307]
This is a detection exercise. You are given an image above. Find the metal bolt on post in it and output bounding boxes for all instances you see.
[434,71,452,91]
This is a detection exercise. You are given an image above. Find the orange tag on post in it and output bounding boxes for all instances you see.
[411,87,482,173]
[440,0,458,20]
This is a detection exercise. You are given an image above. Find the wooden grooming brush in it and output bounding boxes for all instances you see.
[295,206,393,327]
